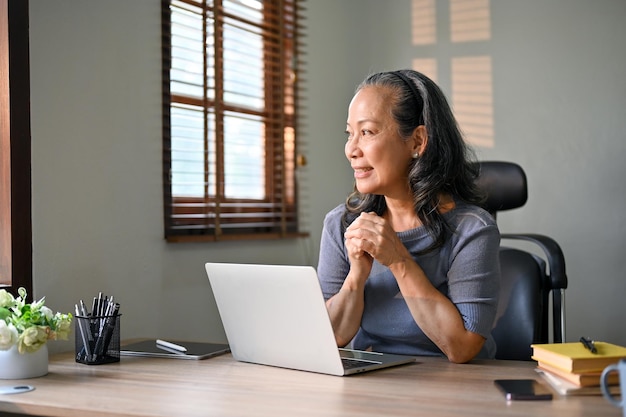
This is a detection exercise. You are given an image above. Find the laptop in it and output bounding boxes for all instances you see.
[205,262,417,376]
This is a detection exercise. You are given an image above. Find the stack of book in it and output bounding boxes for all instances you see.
[531,341,626,396]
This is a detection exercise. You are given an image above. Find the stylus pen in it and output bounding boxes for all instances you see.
[580,336,597,354]
[156,339,187,353]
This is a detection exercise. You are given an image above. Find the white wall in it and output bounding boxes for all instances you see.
[28,0,352,351]
[483,0,626,345]
[28,0,626,353]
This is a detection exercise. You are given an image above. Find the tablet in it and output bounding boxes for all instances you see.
[120,339,230,360]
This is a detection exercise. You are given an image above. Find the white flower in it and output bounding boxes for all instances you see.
[0,287,73,353]
[40,306,53,321]
[17,325,49,354]
[0,289,14,309]
[52,313,72,340]
[17,326,50,353]
[0,320,19,350]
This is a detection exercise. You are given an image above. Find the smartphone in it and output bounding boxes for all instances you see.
[494,379,553,401]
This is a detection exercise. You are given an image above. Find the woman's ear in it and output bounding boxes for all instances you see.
[412,125,428,157]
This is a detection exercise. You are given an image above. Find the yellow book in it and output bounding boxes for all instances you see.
[535,368,622,397]
[536,361,620,387]
[531,341,626,373]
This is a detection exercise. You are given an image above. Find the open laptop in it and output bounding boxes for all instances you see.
[205,262,417,376]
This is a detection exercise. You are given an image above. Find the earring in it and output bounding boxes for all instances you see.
[412,152,419,159]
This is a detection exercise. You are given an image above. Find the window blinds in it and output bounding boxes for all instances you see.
[162,0,305,241]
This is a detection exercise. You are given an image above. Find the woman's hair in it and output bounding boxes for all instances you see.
[342,69,483,253]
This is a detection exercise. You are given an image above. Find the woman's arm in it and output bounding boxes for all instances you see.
[324,230,374,347]
[389,257,486,363]
[317,207,372,347]
[344,211,500,363]
[324,274,366,347]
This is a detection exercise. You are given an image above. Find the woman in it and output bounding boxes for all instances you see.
[317,69,500,363]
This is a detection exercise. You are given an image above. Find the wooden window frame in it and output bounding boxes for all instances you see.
[0,0,32,297]
[162,0,306,242]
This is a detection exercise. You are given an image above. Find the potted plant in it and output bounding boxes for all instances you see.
[0,287,72,379]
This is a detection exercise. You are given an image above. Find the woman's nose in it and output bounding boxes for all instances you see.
[345,138,360,160]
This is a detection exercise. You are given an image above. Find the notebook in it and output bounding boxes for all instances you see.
[204,262,417,376]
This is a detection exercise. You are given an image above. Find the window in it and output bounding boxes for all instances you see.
[0,0,32,296]
[162,0,305,242]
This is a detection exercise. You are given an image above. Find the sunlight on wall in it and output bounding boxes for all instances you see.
[450,0,491,42]
[412,0,436,45]
[412,58,438,83]
[411,0,494,148]
[451,56,494,148]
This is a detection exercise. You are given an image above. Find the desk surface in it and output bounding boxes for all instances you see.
[0,351,620,417]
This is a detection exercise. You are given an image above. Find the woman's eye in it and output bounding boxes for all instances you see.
[345,128,373,141]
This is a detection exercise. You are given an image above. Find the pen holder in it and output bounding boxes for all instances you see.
[75,314,121,365]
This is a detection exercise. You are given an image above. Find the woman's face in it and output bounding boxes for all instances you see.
[345,86,416,199]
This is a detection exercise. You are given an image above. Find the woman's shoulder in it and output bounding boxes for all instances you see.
[322,203,348,233]
[320,204,350,249]
[447,200,497,229]
[323,203,346,223]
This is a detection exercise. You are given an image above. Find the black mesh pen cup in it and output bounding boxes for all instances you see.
[75,314,121,365]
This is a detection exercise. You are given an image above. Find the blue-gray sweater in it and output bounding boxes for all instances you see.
[317,201,500,359]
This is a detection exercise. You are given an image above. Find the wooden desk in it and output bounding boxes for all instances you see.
[0,352,620,417]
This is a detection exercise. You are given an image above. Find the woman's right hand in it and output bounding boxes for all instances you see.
[344,220,374,286]
[326,233,370,346]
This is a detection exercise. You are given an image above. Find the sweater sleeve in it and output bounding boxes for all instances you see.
[446,211,501,339]
[316,205,351,300]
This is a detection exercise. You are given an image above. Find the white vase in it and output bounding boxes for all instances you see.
[0,343,49,379]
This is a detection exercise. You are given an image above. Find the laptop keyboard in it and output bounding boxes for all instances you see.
[341,357,376,370]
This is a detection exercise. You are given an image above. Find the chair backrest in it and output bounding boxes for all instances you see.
[475,161,528,218]
[476,161,568,361]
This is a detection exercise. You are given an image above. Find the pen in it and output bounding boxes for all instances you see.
[100,302,120,354]
[156,339,187,353]
[580,336,597,354]
[75,304,93,361]
[94,301,120,357]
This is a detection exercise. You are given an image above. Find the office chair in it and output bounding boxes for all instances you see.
[475,161,568,361]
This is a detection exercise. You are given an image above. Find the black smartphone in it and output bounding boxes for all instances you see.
[494,379,553,401]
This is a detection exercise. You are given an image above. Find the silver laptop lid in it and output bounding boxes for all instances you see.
[205,263,346,376]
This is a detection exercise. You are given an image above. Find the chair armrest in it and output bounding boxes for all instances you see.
[501,233,568,343]
[500,233,567,290]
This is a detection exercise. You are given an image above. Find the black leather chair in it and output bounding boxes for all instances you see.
[475,161,568,361]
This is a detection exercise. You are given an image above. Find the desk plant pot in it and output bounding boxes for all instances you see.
[0,343,48,379]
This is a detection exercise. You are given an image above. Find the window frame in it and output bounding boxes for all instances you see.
[162,0,306,243]
[0,0,32,297]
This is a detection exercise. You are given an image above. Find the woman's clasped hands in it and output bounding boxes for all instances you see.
[344,212,410,270]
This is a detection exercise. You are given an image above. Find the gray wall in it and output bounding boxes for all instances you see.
[28,0,626,353]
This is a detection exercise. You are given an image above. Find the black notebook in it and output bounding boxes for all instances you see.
[120,339,230,360]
